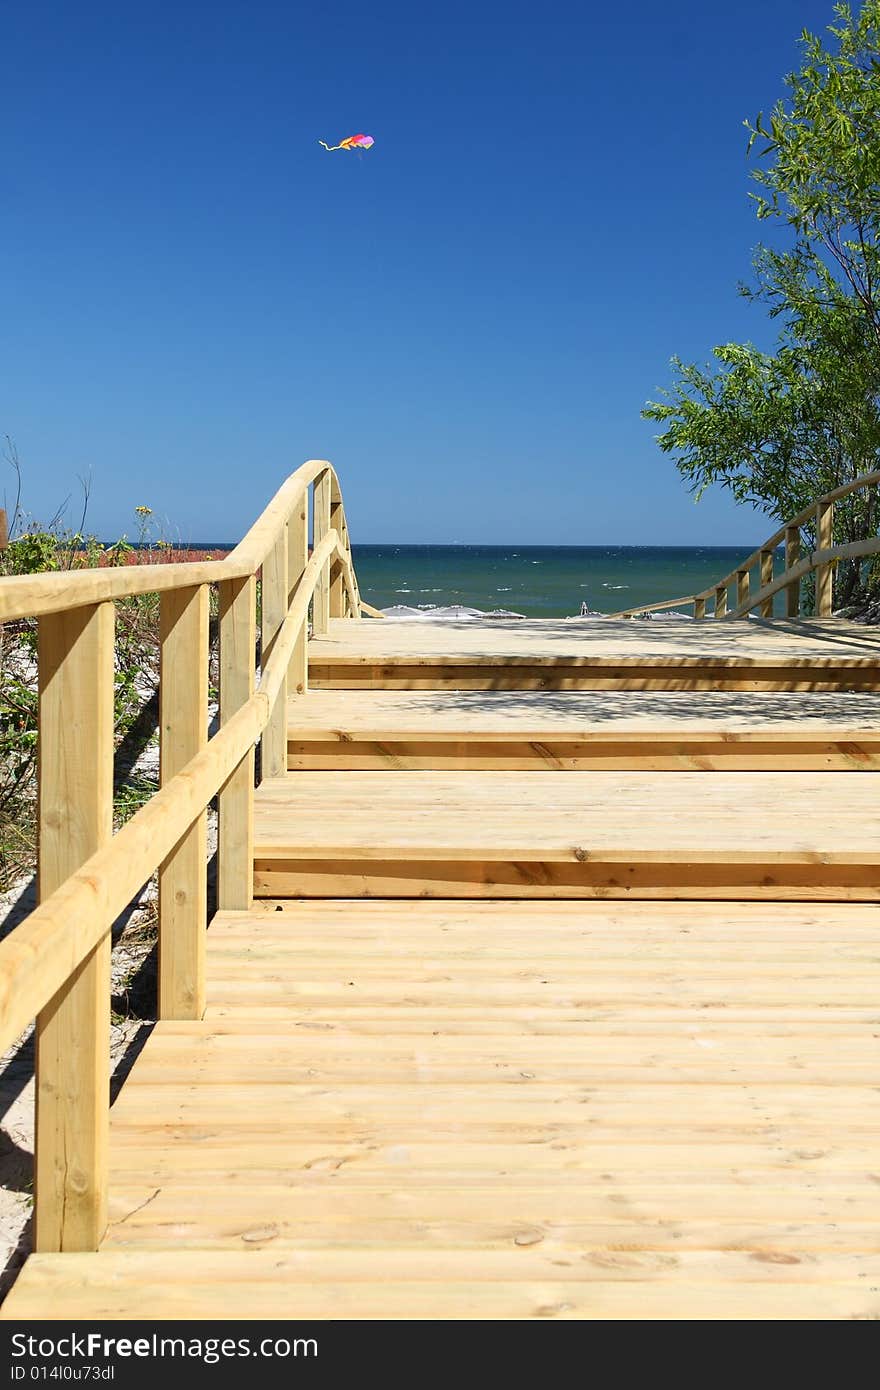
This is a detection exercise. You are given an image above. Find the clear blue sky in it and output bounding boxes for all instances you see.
[1,0,838,544]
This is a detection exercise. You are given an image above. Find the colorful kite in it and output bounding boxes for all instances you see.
[318,134,375,152]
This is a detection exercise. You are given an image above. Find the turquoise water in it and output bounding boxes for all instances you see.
[350,544,786,619]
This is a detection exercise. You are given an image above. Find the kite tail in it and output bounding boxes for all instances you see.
[318,140,345,151]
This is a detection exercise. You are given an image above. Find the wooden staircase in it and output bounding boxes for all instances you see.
[253,634,880,904]
[4,469,880,1321]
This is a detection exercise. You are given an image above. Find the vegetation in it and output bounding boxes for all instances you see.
[0,442,213,893]
[644,1,880,607]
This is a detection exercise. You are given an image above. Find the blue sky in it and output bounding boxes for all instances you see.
[1,0,839,544]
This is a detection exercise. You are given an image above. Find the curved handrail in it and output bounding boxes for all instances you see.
[0,458,384,1252]
[0,526,348,1052]
[0,459,375,621]
[610,468,880,620]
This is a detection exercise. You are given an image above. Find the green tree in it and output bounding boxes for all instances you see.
[644,1,880,606]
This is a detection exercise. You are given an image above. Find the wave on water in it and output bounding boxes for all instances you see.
[379,603,692,621]
[381,604,528,621]
[353,543,754,618]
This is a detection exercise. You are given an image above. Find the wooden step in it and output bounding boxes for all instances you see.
[253,770,880,899]
[308,617,880,690]
[5,899,879,1321]
[287,689,880,770]
[6,1249,880,1320]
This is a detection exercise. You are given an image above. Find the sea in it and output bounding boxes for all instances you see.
[347,544,786,619]
[157,542,786,619]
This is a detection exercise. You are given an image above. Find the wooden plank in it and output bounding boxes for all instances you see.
[0,460,339,623]
[107,1131,880,1167]
[7,1251,880,1320]
[308,616,880,663]
[759,550,774,618]
[312,470,331,636]
[254,860,880,900]
[287,486,309,695]
[109,1081,880,1130]
[95,1183,880,1245]
[329,475,345,619]
[260,526,289,778]
[0,700,267,1058]
[736,569,750,611]
[816,500,835,617]
[253,770,880,862]
[786,526,802,617]
[35,602,114,1252]
[218,575,256,910]
[159,585,209,1020]
[284,689,880,737]
[308,667,880,693]
[284,693,880,768]
[288,737,880,771]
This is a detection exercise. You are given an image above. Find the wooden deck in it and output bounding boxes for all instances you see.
[308,617,880,689]
[287,689,880,769]
[254,769,880,898]
[5,900,880,1320]
[5,611,880,1320]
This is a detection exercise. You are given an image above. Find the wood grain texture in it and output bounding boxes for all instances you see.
[786,526,801,617]
[253,767,880,859]
[287,489,308,695]
[218,575,256,911]
[159,585,209,1020]
[312,470,331,636]
[7,899,880,1319]
[35,603,114,1252]
[285,689,880,770]
[260,525,289,778]
[816,500,835,619]
[307,617,880,690]
[760,550,774,619]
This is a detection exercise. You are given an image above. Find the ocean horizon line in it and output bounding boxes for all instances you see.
[114,539,779,553]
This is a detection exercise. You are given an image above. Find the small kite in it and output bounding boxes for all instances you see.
[318,133,374,152]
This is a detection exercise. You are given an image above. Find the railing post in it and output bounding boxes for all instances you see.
[339,506,356,616]
[815,500,834,617]
[714,585,727,618]
[218,575,256,910]
[759,549,774,619]
[736,568,750,614]
[693,597,706,620]
[312,471,331,635]
[35,602,114,1251]
[288,490,308,696]
[329,477,345,620]
[785,525,801,618]
[158,585,209,1019]
[261,526,289,779]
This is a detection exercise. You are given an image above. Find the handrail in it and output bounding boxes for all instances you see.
[0,459,373,621]
[0,526,344,1054]
[610,467,880,621]
[0,459,375,1252]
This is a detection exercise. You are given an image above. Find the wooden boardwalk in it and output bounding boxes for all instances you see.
[286,689,880,769]
[307,617,880,689]
[253,769,880,898]
[6,900,880,1320]
[4,467,880,1321]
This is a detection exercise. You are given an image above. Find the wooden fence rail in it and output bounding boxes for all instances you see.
[610,469,880,621]
[0,461,373,1252]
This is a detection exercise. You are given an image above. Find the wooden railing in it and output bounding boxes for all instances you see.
[610,469,880,621]
[0,460,373,1253]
